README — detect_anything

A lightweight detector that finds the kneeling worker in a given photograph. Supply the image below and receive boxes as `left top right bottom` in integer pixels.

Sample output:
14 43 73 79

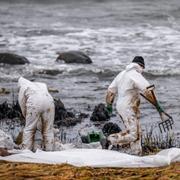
18 77 55 151
106 56 164 155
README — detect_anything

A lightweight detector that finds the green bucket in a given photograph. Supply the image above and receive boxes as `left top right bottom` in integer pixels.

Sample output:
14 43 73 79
81 131 104 144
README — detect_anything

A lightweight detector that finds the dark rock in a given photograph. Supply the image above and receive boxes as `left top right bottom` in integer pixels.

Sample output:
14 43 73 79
54 99 68 120
100 122 122 150
78 113 89 119
102 122 121 137
0 98 87 128
57 117 81 127
56 51 92 64
54 99 87 127
90 103 110 122
0 101 23 120
81 135 90 144
37 69 63 76
0 53 29 65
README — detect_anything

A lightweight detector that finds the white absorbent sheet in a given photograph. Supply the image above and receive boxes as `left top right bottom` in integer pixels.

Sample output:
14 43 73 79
0 148 180 168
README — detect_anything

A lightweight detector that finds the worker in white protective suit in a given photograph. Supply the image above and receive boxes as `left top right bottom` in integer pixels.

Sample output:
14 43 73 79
105 56 162 155
18 77 55 151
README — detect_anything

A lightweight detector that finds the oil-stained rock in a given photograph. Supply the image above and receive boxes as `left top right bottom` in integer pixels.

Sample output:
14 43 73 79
102 122 121 137
0 101 22 120
54 99 88 127
90 103 110 122
56 51 92 64
0 53 29 65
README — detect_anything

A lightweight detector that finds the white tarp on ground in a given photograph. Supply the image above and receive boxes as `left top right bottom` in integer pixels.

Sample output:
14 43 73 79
0 148 180 168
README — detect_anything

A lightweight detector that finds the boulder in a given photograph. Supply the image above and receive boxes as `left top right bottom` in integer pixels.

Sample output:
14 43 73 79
90 103 110 122
102 122 121 137
54 99 88 127
56 51 92 64
100 122 122 149
0 101 22 120
0 53 29 65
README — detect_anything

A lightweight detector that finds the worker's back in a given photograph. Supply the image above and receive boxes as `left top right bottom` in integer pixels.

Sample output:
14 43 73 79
18 77 53 111
108 63 149 111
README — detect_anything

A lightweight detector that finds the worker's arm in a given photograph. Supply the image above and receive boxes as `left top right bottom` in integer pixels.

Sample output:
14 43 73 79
106 90 116 105
106 90 116 114
132 72 164 114
18 87 27 118
141 85 164 114
106 76 118 115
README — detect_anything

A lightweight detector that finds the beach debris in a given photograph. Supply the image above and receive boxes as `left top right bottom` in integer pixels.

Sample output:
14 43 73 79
79 127 104 144
48 88 59 93
0 88 10 95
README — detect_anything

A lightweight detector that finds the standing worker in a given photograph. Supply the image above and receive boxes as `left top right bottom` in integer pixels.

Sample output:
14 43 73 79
105 56 163 155
18 77 55 151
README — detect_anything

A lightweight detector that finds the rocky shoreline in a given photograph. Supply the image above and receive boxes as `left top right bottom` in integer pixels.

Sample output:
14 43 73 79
0 92 179 155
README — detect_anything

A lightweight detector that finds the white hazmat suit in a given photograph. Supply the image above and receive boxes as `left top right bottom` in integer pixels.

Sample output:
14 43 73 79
18 77 55 151
106 63 150 155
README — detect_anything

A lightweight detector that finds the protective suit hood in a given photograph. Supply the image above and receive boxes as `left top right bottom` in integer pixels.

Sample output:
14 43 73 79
18 77 33 88
125 63 143 74
18 77 49 94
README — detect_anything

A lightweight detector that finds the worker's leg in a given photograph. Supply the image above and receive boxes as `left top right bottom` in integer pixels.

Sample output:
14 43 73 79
22 107 40 151
107 113 142 155
41 104 55 151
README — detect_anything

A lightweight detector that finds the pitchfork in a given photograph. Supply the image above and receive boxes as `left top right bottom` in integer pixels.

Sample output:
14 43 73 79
141 85 174 133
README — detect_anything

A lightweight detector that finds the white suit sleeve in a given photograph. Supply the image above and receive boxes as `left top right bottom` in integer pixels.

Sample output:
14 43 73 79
108 76 118 94
132 72 150 92
18 87 27 117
